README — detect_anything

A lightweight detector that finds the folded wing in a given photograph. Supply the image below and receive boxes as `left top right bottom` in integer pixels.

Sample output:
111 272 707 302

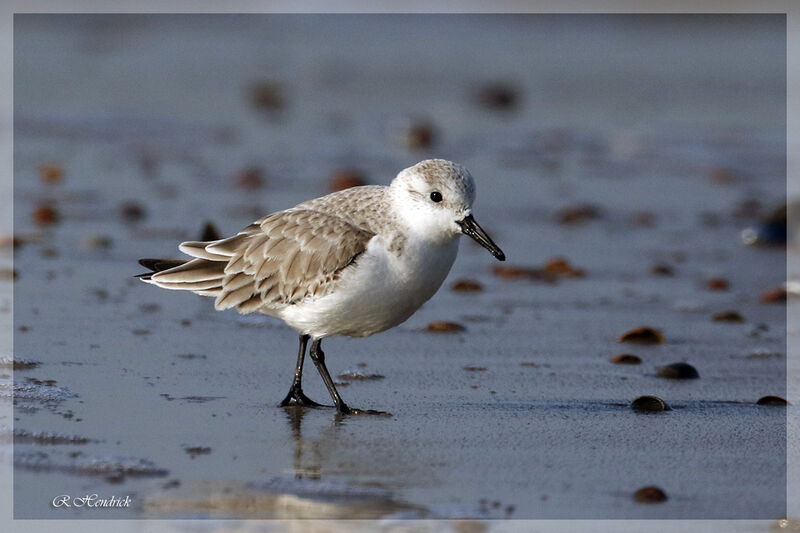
142 209 375 314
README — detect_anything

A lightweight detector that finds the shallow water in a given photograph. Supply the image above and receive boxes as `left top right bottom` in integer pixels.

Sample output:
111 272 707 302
8 14 789 522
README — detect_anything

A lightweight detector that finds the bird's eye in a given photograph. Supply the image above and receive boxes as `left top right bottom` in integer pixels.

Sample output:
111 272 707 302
430 191 443 203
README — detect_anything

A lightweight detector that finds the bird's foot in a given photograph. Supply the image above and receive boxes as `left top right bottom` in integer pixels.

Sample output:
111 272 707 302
279 387 324 408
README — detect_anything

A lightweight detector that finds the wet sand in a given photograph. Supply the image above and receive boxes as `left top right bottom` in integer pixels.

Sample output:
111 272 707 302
5 13 791 527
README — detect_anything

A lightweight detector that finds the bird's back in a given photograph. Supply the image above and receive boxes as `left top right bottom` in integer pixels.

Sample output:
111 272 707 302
294 185 393 236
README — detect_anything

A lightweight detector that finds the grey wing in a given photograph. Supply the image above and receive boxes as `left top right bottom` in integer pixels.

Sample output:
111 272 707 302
148 209 375 314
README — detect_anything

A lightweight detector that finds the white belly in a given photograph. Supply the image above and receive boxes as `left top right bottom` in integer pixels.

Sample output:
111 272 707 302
277 235 459 338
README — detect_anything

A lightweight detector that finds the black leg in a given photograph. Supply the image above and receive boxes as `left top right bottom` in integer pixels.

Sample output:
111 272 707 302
279 334 323 407
308 338 351 414
308 339 391 417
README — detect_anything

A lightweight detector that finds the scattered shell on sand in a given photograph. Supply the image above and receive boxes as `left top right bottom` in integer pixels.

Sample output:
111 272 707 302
250 81 285 112
760 287 787 304
610 354 642 365
706 278 729 291
329 169 367 192
38 162 64 184
119 201 146 222
33 205 59 226
475 82 520 111
657 362 699 379
555 203 602 225
427 321 465 333
712 310 745 323
451 279 484 292
543 257 585 277
235 167 265 190
618 327 664 345
633 486 668 503
337 370 385 381
403 122 436 150
650 264 674 276
756 396 789 406
631 396 670 412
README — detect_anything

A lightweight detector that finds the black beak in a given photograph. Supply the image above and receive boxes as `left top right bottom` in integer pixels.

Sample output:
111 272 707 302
456 214 506 261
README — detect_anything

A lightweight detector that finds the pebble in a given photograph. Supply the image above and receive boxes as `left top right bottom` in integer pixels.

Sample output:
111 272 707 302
250 81 285 112
618 327 664 345
427 321 465 333
650 264 674 276
38 163 64 184
463 366 487 372
403 122 435 149
633 486 668 503
491 265 556 283
631 396 669 412
119 201 146 222
543 257 585 277
33 205 59 226
656 362 699 379
555 203 602 225
475 82 519 110
610 354 641 365
760 287 787 304
756 395 789 406
712 310 745 323
235 167 265 190
706 278 729 291
741 204 787 246
451 279 484 292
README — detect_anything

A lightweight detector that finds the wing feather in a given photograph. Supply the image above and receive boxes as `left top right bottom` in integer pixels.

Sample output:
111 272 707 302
214 209 374 312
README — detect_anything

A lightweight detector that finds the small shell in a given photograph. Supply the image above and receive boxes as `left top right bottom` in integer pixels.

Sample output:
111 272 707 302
657 362 699 379
650 264 674 276
631 396 669 412
756 395 789 406
555 203 602 225
618 327 664 345
760 287 787 304
33 205 59 226
712 310 745 323
451 279 484 292
427 321 465 333
610 354 642 365
39 163 64 184
633 486 668 503
706 278 729 291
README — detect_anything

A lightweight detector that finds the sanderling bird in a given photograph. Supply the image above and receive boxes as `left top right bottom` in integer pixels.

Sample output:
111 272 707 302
139 159 505 414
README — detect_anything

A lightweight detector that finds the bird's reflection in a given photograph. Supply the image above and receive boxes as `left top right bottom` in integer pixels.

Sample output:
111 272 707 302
283 406 347 480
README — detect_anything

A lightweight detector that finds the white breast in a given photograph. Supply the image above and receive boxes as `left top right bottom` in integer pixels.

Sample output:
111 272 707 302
277 234 460 338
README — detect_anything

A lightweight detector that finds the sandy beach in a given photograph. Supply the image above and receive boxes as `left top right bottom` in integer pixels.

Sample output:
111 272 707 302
3 13 793 530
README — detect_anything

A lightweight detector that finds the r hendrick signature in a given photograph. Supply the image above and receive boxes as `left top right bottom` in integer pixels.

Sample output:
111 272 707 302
52 494 132 509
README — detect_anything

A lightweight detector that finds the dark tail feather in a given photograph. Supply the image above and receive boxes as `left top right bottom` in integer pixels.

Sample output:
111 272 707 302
137 258 187 280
